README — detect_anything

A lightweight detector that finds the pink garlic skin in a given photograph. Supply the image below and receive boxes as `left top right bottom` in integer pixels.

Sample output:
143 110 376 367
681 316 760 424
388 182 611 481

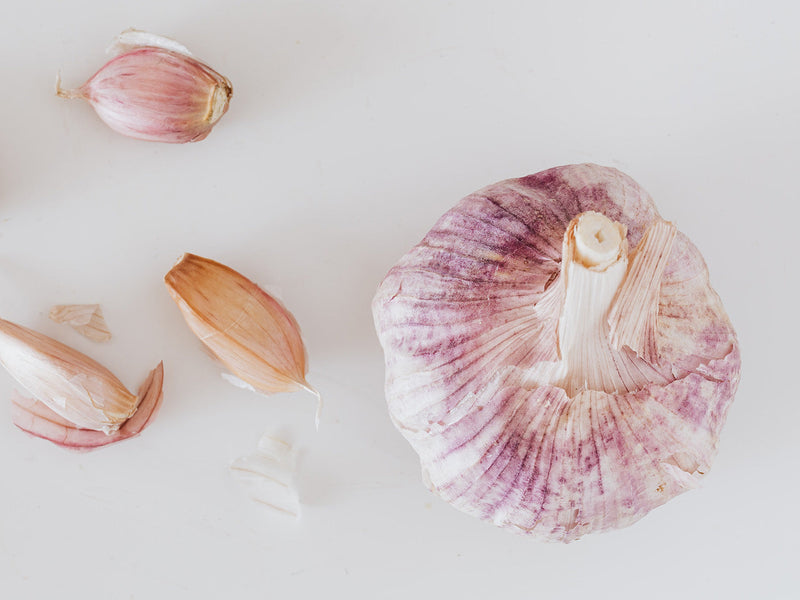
12 362 164 451
65 47 232 143
372 164 741 542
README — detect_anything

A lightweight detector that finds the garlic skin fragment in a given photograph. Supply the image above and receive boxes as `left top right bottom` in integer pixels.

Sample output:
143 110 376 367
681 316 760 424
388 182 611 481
230 434 300 517
108 29 193 58
0 318 164 449
372 164 741 542
57 29 232 143
164 254 320 423
49 304 111 343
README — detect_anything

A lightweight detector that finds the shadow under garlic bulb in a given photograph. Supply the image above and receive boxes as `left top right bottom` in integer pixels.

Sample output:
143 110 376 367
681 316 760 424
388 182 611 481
372 163 740 542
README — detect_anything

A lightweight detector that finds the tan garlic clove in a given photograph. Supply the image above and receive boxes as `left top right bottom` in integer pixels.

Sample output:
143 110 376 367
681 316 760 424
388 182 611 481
57 29 232 143
164 253 320 424
0 317 164 448
49 303 112 342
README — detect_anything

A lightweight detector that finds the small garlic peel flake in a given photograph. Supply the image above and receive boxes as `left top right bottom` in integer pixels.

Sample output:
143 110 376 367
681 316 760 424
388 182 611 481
49 304 111 343
108 28 193 57
230 434 300 517
372 164 741 542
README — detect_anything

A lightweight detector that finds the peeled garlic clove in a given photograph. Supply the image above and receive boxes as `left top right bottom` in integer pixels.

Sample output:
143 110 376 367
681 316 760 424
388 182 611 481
57 29 232 143
164 253 320 423
12 363 164 451
49 303 111 343
372 164 740 542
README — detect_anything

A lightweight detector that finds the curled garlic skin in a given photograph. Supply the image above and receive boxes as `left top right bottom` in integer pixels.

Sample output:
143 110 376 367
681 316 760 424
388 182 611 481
0 317 164 450
57 29 232 143
372 164 741 542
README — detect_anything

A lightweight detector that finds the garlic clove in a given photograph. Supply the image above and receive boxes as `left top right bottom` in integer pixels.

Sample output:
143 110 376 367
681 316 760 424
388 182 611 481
0 318 141 432
49 303 112 343
57 30 232 143
164 253 320 425
11 362 164 451
373 164 740 542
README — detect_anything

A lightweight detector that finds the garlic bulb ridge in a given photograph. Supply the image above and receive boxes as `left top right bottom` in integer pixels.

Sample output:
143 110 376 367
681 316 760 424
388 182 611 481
372 164 740 542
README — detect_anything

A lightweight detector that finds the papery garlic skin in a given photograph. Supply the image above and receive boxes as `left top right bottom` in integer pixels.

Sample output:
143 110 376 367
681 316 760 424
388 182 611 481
0 318 139 433
49 304 111 343
230 434 300 518
57 30 232 143
164 254 319 418
12 362 164 451
372 164 740 542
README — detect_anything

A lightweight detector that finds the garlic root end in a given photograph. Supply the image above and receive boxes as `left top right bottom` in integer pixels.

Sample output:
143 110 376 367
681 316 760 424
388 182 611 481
55 72 84 99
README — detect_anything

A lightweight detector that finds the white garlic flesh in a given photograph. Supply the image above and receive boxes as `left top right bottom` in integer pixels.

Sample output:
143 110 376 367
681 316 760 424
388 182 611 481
372 164 741 542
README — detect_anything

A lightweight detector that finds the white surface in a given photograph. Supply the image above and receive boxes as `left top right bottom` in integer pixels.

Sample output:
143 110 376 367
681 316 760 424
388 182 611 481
0 1 797 598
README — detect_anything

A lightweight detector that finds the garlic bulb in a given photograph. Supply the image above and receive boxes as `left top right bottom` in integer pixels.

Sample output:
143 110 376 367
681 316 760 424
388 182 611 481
372 164 740 542
57 29 232 143
0 318 164 450
164 254 320 424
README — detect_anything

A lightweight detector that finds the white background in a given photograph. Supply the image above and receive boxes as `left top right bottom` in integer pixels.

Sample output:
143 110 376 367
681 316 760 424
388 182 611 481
1 1 797 598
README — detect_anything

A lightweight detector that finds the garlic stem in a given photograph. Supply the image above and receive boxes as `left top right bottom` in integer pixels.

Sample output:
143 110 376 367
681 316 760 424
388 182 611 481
571 212 626 269
527 212 670 396
556 214 629 395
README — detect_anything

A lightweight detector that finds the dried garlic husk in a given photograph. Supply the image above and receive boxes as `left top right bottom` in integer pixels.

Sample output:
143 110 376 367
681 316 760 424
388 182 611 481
164 253 320 424
372 164 741 542
57 29 232 143
0 318 164 450
49 304 111 342
230 433 300 517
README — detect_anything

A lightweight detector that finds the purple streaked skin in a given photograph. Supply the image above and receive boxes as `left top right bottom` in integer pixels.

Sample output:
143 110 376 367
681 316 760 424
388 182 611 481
372 164 740 542
63 47 232 143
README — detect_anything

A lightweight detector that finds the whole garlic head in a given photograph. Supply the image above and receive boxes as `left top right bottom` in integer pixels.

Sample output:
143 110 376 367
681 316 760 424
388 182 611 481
372 164 740 542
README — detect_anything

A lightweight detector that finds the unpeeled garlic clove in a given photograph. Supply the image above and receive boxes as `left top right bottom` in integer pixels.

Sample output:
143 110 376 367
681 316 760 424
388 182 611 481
164 253 320 424
0 317 164 449
57 29 232 143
